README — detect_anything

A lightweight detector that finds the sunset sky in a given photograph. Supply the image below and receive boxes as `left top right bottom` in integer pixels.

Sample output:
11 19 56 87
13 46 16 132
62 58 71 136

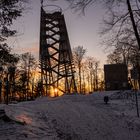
10 0 107 67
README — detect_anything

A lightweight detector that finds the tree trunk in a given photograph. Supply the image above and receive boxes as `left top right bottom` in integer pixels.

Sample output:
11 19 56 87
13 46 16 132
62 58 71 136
79 65 82 93
90 71 92 92
127 0 140 50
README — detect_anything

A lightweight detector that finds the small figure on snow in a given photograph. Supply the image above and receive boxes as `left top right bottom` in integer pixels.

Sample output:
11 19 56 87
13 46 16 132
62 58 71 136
104 96 109 104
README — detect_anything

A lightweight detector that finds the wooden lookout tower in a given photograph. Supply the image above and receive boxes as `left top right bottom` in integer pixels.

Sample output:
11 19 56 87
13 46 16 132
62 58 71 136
39 2 77 96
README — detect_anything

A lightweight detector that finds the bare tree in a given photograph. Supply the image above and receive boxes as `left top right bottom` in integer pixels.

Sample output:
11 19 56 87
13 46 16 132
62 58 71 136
61 0 140 52
50 0 140 89
86 57 95 92
85 56 100 92
81 61 86 93
65 0 140 88
94 61 100 91
107 50 123 64
20 52 37 100
106 38 139 66
73 46 86 93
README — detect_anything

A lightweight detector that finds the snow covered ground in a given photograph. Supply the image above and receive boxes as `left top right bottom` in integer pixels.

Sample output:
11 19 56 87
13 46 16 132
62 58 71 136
1 90 140 140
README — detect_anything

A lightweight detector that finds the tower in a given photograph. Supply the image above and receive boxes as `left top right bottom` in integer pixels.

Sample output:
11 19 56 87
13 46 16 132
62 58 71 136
39 5 77 96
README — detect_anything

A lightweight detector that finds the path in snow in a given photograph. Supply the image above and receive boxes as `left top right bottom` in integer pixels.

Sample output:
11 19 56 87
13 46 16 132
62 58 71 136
0 92 140 140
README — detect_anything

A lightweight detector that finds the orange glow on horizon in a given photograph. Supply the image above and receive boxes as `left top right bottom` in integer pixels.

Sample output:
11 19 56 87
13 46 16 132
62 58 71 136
49 87 64 97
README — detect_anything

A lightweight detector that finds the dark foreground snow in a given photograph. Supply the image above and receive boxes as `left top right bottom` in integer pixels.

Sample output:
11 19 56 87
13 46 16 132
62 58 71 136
0 91 140 140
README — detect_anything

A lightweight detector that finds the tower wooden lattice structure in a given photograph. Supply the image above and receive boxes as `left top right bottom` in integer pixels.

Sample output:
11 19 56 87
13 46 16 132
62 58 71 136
39 6 77 95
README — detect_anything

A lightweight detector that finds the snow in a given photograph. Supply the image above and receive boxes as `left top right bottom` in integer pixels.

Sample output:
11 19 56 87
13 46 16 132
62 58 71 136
0 90 140 140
